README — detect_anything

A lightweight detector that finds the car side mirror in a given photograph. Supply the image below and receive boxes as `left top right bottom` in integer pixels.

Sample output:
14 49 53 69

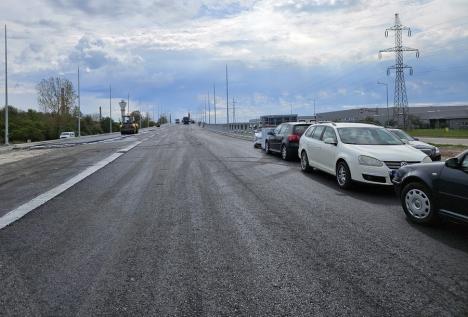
324 138 337 145
413 137 419 141
445 157 459 169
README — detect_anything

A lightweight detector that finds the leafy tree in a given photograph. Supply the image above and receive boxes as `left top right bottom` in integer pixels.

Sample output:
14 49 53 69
158 115 168 124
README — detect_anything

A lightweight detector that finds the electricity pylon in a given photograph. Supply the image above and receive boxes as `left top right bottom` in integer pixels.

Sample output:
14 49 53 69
379 13 419 128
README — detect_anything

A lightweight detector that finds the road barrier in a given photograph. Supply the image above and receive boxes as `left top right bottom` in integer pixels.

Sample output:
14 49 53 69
203 123 255 141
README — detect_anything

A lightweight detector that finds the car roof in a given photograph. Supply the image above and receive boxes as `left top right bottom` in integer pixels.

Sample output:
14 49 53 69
316 122 381 128
458 149 468 159
281 122 311 126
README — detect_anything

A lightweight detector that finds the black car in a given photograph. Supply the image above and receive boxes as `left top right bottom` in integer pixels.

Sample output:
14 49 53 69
392 150 468 224
388 129 441 161
265 122 311 160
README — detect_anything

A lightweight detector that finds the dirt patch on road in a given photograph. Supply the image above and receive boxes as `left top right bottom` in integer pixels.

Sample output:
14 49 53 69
0 149 53 166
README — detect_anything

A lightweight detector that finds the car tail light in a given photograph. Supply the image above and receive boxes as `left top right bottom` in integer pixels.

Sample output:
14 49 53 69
288 134 300 142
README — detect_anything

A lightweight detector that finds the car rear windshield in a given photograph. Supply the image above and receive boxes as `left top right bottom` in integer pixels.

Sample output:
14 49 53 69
293 125 309 135
337 127 403 145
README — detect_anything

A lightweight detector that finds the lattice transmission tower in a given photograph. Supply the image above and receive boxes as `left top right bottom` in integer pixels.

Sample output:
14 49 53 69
379 13 419 128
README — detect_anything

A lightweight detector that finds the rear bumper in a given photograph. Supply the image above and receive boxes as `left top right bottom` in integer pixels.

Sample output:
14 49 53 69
287 143 299 151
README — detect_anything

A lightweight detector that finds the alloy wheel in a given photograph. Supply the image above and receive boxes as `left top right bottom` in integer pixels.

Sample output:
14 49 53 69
337 165 347 186
281 146 287 160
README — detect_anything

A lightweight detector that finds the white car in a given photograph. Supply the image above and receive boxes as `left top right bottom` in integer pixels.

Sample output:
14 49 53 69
298 122 432 189
253 127 275 150
59 132 76 139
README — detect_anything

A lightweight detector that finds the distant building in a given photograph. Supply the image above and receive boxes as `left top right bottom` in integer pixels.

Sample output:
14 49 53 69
298 115 317 123
260 114 298 127
317 105 468 129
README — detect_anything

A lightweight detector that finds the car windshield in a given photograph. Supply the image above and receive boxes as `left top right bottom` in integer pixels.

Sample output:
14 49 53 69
293 125 309 135
337 127 403 145
390 129 414 141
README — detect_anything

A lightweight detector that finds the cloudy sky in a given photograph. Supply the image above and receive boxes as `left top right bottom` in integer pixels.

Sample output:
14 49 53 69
1 0 467 122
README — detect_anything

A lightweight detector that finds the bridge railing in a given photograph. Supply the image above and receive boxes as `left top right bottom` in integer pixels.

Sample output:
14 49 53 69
202 123 256 140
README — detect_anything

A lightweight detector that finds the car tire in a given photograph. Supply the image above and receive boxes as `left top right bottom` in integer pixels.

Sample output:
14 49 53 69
265 141 271 154
281 145 291 160
336 161 352 189
300 151 312 172
401 182 439 225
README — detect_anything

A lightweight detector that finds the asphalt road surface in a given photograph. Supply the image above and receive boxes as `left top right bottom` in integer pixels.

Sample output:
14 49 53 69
1 125 467 316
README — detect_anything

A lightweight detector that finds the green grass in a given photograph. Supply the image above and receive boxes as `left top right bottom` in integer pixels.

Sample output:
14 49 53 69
406 129 468 138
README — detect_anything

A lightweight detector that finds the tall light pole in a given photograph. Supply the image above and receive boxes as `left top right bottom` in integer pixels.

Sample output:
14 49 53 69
109 85 112 133
127 93 130 115
377 81 389 126
225 64 229 126
77 66 81 137
208 91 211 124
213 83 216 124
313 99 316 121
4 25 8 145
232 97 236 124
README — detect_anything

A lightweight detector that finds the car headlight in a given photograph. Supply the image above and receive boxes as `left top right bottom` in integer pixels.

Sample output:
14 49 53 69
422 156 432 163
358 155 383 167
434 147 440 154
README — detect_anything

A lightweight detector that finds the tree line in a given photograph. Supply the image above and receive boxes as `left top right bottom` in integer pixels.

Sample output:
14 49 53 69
0 76 157 144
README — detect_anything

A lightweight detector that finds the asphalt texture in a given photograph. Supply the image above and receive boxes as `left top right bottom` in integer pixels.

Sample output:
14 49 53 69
1 124 467 316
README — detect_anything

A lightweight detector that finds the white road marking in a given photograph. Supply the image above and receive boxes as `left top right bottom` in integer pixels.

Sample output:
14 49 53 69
0 141 142 230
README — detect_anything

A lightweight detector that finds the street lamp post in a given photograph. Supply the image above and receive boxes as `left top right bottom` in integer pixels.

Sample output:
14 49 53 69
77 66 81 137
4 25 8 145
109 85 112 133
377 82 389 126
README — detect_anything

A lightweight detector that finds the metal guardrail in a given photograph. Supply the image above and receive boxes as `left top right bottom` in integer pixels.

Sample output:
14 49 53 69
203 123 254 141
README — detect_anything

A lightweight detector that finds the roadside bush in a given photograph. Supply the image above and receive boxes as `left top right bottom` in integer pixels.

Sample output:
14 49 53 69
0 106 118 144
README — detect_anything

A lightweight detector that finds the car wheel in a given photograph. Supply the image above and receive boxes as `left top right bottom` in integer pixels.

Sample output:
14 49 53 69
301 151 311 172
281 145 290 160
336 161 352 189
401 182 439 224
265 141 271 154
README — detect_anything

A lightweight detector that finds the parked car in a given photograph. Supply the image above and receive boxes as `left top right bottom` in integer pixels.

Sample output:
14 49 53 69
265 123 311 160
175 119 180 124
59 132 75 139
253 127 275 149
392 150 468 224
388 128 441 161
298 122 432 189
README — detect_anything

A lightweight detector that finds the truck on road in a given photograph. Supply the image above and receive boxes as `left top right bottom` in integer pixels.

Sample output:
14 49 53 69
120 115 139 135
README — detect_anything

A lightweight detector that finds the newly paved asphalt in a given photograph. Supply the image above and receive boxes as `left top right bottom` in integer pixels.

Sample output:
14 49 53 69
1 124 467 316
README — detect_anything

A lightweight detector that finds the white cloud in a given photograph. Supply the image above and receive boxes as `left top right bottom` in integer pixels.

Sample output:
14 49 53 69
0 0 467 118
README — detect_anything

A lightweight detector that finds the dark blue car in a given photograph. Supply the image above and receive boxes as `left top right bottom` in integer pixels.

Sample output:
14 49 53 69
392 150 468 224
